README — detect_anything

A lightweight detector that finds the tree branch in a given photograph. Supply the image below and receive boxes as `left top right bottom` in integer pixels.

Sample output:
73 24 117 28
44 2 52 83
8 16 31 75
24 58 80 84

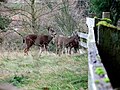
35 3 74 21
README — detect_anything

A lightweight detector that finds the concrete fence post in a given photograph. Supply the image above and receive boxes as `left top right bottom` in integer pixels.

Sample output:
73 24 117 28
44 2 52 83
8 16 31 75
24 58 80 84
102 12 110 19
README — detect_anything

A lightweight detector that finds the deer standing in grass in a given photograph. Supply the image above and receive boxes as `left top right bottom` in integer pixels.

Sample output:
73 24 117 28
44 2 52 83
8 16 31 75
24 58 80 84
23 27 56 55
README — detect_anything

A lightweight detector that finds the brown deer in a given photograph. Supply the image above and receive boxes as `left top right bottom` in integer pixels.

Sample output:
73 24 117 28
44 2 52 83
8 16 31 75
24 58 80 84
53 35 68 55
23 27 56 55
65 33 80 54
53 32 80 56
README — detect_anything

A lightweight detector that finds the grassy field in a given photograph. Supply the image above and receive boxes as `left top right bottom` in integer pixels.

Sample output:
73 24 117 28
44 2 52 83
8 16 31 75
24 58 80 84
0 51 88 90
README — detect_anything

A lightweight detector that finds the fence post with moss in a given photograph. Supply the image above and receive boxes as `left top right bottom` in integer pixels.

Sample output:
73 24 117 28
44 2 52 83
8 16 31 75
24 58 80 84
86 17 113 90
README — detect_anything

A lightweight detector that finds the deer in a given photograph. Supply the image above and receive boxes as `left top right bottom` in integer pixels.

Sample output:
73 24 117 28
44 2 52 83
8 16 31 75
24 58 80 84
23 27 56 55
53 31 80 56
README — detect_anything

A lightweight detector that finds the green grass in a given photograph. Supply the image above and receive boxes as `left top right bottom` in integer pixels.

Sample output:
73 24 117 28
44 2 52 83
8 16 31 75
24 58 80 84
0 51 88 90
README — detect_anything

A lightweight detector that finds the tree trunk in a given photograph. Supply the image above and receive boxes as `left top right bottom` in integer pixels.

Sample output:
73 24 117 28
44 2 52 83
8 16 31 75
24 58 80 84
31 0 37 34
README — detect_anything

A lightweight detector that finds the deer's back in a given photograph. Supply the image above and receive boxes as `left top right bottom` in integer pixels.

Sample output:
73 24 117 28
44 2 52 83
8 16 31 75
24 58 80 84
24 34 37 43
35 35 53 46
55 35 68 46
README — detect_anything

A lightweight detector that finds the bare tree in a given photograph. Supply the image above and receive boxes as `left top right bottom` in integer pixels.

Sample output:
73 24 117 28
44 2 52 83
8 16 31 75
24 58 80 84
72 0 89 32
45 0 89 35
44 0 77 35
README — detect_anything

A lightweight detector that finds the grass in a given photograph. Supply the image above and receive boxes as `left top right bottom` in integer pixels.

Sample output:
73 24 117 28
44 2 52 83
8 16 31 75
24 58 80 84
0 51 88 90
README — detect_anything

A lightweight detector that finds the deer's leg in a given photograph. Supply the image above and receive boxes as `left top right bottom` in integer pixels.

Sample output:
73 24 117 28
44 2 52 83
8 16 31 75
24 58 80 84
56 47 58 54
69 47 72 55
78 47 81 54
24 42 28 55
59 48 61 56
38 45 44 56
65 46 69 54
62 46 65 54
24 45 32 55
74 47 78 53
38 47 42 56
64 47 67 54
56 44 59 54
45 45 49 55
58 45 61 56
56 46 58 54
61 45 63 55
24 48 28 55
66 47 69 54
24 45 29 55
61 43 64 55
45 45 47 51
24 41 33 55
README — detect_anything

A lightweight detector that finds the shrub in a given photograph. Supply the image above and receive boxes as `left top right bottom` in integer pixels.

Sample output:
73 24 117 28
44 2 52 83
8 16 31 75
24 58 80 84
0 15 11 31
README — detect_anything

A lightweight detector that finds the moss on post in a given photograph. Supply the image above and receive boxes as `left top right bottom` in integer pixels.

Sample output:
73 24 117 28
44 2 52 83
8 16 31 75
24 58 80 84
97 26 120 88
